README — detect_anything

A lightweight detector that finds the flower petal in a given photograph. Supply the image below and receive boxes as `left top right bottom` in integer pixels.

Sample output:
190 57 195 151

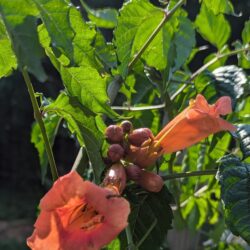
214 96 233 115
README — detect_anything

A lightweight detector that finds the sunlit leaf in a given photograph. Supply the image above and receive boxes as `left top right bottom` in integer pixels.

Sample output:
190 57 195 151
81 1 118 28
31 113 61 182
203 0 235 15
217 155 250 244
0 17 17 78
195 3 231 49
0 0 46 81
44 92 105 183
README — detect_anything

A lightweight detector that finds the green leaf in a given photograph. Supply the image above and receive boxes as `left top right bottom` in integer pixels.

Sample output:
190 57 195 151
60 66 118 117
195 3 231 49
114 0 166 76
32 0 74 64
44 92 105 183
211 65 248 107
242 20 250 44
217 155 250 244
0 17 17 78
0 0 46 81
81 1 118 28
106 238 120 250
235 124 250 160
120 184 173 250
203 0 235 15
94 31 117 69
172 16 195 71
31 113 61 182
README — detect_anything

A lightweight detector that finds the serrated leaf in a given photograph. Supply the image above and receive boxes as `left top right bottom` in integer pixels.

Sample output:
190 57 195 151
81 1 118 29
0 0 46 81
32 0 74 64
236 124 250 160
195 3 231 49
38 22 117 118
120 184 173 250
172 16 195 71
217 155 250 244
94 31 117 69
211 65 248 107
114 0 171 76
203 0 234 15
0 17 17 78
44 92 105 183
60 66 118 117
31 113 61 182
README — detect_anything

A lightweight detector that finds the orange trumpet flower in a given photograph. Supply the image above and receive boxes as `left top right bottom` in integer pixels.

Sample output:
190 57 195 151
27 171 130 250
155 94 236 153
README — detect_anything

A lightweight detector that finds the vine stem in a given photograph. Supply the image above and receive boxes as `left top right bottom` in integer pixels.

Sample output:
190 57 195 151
163 169 217 180
126 224 136 250
171 45 250 100
22 67 59 182
128 0 186 70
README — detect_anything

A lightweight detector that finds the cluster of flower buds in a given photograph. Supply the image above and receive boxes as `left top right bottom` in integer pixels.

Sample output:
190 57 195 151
102 121 164 194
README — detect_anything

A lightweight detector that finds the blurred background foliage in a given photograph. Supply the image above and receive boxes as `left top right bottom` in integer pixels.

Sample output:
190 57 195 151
0 0 250 249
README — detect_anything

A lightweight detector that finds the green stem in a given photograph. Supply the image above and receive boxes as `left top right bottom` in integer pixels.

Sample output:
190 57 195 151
22 68 59 181
126 224 136 250
171 45 250 100
163 169 217 180
128 0 186 70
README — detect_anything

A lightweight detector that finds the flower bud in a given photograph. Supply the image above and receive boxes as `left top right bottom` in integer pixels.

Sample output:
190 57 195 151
121 120 133 134
107 144 125 162
105 125 124 143
126 145 159 168
103 163 127 194
136 170 164 192
128 128 154 147
125 164 142 181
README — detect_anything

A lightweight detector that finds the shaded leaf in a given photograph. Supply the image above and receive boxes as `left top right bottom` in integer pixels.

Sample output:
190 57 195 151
120 184 173 250
235 124 250 160
44 92 105 183
31 113 61 182
195 3 230 49
0 0 46 81
0 17 17 78
217 155 250 244
81 1 118 28
172 16 195 71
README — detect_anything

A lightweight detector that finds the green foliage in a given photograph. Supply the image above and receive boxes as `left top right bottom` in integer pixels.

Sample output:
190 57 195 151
1 0 250 248
217 155 250 244
44 92 105 183
195 2 231 49
0 0 46 81
120 185 173 250
236 124 250 160
81 1 118 28
0 17 17 78
31 113 61 181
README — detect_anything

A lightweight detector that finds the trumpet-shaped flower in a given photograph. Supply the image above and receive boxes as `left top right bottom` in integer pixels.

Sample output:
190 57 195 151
155 94 236 153
27 171 130 250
